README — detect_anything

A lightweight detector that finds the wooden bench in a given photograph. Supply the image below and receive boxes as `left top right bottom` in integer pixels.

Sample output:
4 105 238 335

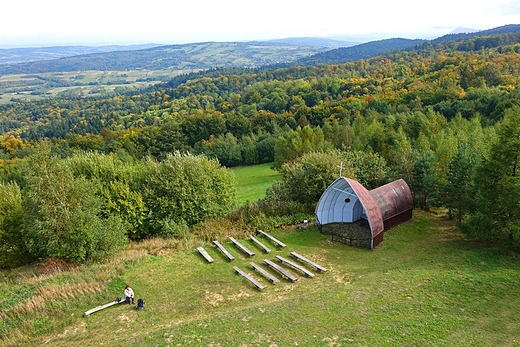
263 259 298 282
256 229 287 248
250 262 280 284
249 234 271 253
233 266 266 290
213 240 235 261
84 297 126 317
276 255 315 278
229 236 255 257
290 251 327 272
196 246 214 263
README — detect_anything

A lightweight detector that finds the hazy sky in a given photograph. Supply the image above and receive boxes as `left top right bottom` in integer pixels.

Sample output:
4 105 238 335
1 0 520 47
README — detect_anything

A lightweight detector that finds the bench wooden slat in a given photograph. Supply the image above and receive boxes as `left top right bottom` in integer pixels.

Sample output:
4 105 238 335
276 255 315 278
290 251 327 272
250 262 280 284
229 236 255 256
233 266 266 290
213 240 235 261
249 234 271 253
196 246 214 263
256 229 287 248
263 259 298 282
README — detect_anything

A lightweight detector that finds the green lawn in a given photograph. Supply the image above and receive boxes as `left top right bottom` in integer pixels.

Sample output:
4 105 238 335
4 210 519 346
232 163 282 204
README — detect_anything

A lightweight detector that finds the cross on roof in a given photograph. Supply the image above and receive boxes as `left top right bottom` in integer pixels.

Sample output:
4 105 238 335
337 161 345 177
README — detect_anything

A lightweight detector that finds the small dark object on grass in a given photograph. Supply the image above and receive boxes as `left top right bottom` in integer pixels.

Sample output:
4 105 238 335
296 220 309 230
136 298 145 310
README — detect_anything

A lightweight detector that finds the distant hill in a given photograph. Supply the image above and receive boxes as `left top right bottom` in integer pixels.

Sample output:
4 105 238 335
294 38 425 66
0 41 328 74
2 25 520 75
0 44 162 65
413 24 520 51
449 27 478 34
291 24 520 67
430 24 520 44
265 37 359 48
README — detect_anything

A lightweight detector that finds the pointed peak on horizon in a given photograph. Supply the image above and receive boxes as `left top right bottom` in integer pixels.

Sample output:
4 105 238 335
449 27 478 34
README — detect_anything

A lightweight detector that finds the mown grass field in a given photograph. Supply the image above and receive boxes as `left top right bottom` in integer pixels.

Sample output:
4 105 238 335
232 163 281 205
2 210 519 347
0 69 193 103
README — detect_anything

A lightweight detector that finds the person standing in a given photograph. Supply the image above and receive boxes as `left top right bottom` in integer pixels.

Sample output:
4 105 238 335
124 285 135 304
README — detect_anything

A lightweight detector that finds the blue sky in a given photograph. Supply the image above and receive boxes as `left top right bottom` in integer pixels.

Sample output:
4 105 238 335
1 0 520 47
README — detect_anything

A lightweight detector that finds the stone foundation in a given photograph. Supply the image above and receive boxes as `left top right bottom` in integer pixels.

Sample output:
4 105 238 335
320 220 372 249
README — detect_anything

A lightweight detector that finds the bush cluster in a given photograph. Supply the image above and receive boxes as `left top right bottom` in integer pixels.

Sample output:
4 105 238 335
0 146 236 267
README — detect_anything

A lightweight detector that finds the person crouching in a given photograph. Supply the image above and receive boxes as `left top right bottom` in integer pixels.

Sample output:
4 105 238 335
124 285 135 304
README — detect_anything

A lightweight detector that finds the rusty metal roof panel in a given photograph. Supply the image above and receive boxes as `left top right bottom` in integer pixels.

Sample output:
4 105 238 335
345 178 384 242
369 179 413 229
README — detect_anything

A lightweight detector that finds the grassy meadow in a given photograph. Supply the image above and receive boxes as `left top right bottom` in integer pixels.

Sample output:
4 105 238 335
232 163 281 205
1 164 519 346
1 211 519 346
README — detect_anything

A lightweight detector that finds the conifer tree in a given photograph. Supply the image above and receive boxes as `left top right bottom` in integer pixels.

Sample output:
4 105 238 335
461 107 520 249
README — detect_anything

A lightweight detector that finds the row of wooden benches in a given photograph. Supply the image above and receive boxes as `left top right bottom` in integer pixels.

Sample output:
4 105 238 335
197 230 286 263
196 230 327 290
234 254 328 290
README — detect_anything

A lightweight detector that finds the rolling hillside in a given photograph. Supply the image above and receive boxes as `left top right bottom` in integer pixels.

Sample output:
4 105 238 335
286 24 520 67
294 38 424 66
3 24 518 76
0 41 329 74
0 44 162 65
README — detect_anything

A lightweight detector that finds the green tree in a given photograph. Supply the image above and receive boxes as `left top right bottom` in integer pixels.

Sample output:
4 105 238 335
65 152 149 239
273 125 332 170
195 133 243 167
102 180 148 240
322 118 354 149
343 150 388 189
279 149 355 205
411 150 437 208
142 152 236 231
181 111 227 146
386 127 415 182
22 147 127 262
0 182 28 267
256 133 277 164
461 107 520 249
240 134 259 165
444 143 477 221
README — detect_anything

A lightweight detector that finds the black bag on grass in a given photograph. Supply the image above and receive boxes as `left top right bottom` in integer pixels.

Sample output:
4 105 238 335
136 298 145 310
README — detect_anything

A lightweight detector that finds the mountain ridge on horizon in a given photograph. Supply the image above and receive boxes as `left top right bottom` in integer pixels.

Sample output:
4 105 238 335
0 24 519 74
449 27 478 34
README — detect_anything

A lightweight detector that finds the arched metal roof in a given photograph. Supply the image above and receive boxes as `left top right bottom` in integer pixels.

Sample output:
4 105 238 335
369 178 413 225
346 178 384 239
315 177 412 249
315 177 384 242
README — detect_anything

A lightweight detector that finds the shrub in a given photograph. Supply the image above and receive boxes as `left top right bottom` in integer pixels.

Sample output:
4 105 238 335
142 152 236 231
22 148 127 262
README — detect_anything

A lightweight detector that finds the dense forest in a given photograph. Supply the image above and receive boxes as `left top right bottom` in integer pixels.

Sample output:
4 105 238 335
1 28 520 268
